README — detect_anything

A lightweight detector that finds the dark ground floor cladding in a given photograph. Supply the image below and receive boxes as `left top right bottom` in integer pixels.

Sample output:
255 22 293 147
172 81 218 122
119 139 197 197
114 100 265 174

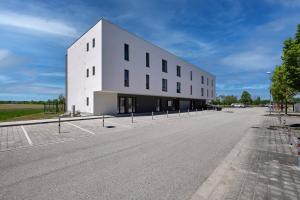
118 93 207 114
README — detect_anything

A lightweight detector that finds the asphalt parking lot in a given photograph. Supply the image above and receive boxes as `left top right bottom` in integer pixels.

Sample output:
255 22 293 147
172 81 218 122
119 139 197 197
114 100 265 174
0 108 266 200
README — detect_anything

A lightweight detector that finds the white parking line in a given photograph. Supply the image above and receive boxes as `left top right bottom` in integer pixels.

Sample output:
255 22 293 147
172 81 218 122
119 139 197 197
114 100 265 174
21 126 33 146
66 122 95 135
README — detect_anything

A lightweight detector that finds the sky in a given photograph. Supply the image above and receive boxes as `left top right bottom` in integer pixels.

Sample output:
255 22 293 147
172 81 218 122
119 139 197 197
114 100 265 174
0 0 300 101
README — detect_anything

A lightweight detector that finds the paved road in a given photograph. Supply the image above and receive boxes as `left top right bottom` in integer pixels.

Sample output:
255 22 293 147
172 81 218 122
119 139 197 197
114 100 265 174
0 108 265 200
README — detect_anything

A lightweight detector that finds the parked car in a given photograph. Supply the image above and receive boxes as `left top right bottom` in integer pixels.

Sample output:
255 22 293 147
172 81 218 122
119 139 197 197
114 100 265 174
230 103 245 108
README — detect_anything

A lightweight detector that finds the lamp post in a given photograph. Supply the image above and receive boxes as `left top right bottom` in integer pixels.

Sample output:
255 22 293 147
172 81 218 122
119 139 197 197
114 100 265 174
266 71 272 115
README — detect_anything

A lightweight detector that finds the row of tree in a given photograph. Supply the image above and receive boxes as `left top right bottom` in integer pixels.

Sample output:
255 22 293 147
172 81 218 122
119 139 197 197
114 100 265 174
211 91 269 106
0 94 66 105
271 24 300 114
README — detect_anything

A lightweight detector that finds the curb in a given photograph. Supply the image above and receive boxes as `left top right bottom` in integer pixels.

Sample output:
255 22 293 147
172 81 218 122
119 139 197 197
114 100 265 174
190 128 252 200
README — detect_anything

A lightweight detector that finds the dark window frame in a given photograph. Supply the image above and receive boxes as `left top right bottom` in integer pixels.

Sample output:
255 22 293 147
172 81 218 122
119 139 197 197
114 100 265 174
86 97 89 106
86 42 89 52
146 52 150 67
162 78 168 92
190 71 193 80
92 66 95 75
201 88 204 96
146 74 150 89
92 38 95 48
176 65 181 77
190 85 193 95
162 59 168 73
124 69 129 87
201 76 204 84
86 68 89 78
176 82 181 93
124 43 129 61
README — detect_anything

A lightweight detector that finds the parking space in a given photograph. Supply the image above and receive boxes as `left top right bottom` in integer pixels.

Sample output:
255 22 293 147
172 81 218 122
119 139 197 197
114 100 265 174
0 110 219 151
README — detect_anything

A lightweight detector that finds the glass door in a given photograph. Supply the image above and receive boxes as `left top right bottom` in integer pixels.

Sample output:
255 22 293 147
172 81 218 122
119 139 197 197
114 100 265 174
119 97 126 113
156 99 161 112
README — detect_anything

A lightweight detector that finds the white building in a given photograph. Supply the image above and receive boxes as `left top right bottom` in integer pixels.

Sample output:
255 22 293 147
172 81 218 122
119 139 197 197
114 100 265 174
66 19 216 115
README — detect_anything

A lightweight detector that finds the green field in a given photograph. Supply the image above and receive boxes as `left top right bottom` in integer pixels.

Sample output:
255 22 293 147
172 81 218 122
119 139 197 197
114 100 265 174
0 104 63 122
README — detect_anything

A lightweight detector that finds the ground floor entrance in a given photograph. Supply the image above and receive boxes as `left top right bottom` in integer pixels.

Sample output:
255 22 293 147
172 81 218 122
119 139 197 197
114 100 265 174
118 94 206 114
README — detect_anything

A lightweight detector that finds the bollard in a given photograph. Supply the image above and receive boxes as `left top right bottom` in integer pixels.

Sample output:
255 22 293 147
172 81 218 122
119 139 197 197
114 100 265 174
179 109 180 117
58 116 61 134
297 137 300 167
288 127 292 145
188 109 189 115
152 111 153 120
167 110 168 118
102 114 104 127
131 112 133 123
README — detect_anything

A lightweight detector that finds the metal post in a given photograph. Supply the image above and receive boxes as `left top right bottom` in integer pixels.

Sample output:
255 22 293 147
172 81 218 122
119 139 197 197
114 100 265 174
188 109 189 115
102 114 104 127
297 137 300 167
196 108 197 114
131 112 133 123
152 111 153 120
58 116 61 134
167 110 168 118
288 127 292 145
179 109 180 117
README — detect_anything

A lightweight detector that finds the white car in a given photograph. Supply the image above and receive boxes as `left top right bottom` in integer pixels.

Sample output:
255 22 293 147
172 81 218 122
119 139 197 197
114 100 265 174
231 103 245 108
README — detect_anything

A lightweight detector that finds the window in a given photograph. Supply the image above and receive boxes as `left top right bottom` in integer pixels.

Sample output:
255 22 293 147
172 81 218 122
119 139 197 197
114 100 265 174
92 66 95 75
207 89 209 97
167 100 172 107
207 77 209 86
162 59 168 73
124 70 129 87
176 82 181 93
190 71 193 80
201 76 204 84
190 85 193 95
176 65 181 77
146 52 150 67
92 38 95 48
201 88 204 96
162 78 168 92
86 68 89 77
146 74 150 89
124 43 129 61
211 90 214 97
86 97 89 106
86 43 89 52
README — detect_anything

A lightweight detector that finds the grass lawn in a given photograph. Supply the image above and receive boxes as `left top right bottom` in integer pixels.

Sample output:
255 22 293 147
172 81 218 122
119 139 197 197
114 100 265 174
0 104 63 122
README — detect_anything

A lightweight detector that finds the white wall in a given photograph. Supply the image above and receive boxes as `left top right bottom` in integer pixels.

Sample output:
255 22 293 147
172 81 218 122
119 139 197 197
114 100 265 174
67 19 216 114
101 19 216 100
67 21 102 113
93 92 118 115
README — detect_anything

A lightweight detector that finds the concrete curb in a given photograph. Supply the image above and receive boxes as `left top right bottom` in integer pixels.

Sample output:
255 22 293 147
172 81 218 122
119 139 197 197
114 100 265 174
190 128 252 200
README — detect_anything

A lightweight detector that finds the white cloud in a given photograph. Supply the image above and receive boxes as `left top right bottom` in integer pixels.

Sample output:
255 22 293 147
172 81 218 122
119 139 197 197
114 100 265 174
0 75 16 84
40 72 64 77
220 48 280 71
0 49 10 61
0 11 77 37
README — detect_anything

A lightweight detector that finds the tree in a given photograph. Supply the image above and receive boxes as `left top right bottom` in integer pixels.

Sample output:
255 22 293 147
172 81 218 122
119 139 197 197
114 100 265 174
282 24 300 91
240 91 252 105
223 95 238 105
271 65 296 114
253 97 261 105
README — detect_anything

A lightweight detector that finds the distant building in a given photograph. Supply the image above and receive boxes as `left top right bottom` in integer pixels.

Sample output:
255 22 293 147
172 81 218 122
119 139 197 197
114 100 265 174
66 19 216 115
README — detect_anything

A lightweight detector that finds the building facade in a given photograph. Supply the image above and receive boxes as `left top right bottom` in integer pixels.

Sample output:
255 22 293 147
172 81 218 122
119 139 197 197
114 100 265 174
66 19 216 115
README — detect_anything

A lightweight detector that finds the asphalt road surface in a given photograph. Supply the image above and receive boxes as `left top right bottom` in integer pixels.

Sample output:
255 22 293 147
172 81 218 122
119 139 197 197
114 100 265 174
0 108 265 200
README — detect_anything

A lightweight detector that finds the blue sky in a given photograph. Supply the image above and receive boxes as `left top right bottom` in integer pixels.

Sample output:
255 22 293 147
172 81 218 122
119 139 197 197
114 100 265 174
0 0 300 101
